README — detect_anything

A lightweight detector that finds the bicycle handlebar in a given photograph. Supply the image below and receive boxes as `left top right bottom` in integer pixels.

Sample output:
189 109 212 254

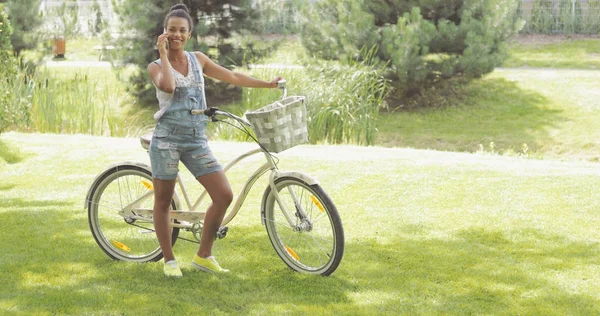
190 79 288 126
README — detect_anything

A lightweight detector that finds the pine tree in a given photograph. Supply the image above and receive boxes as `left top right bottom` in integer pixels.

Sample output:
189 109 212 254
301 0 524 104
0 3 18 133
3 0 42 56
90 0 106 35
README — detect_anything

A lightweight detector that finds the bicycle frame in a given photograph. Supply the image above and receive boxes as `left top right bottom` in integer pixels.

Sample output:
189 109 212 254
112 140 318 233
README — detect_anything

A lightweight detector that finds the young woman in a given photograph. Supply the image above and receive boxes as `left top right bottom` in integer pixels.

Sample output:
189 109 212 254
147 3 281 278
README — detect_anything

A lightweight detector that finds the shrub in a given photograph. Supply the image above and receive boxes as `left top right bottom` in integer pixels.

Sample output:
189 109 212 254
557 0 582 34
530 0 555 34
300 0 524 107
0 3 23 133
4 0 43 57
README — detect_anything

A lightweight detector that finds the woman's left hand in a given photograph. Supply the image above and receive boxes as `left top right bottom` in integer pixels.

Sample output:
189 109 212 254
269 76 283 88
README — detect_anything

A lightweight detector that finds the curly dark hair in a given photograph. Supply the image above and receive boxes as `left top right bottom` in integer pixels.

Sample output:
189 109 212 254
163 3 194 31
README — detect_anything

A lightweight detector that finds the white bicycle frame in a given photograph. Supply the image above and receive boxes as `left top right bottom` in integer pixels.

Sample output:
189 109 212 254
115 105 318 233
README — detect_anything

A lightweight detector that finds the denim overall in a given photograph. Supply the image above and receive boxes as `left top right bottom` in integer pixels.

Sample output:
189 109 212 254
148 51 222 180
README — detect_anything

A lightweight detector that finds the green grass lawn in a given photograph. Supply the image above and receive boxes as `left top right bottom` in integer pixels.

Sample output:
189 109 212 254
503 36 600 69
1 133 599 314
376 36 600 162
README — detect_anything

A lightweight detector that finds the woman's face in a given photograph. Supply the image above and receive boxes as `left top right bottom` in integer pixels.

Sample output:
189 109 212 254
165 17 191 50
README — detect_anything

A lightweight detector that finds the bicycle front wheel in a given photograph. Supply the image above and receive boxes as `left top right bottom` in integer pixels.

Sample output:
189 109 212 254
87 165 179 262
262 177 344 275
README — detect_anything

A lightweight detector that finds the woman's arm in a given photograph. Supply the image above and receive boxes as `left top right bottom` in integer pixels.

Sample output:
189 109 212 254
147 34 176 93
194 52 281 88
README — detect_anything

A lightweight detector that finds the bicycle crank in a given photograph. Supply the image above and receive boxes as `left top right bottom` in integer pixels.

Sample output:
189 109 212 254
216 226 228 239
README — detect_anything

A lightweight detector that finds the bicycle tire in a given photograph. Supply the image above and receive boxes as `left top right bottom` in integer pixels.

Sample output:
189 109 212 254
262 176 344 275
87 164 179 262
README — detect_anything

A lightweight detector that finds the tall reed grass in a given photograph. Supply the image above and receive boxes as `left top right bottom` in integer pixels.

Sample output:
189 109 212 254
208 59 388 146
6 68 150 137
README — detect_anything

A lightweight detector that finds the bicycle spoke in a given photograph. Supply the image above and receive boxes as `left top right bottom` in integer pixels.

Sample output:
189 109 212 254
263 217 296 229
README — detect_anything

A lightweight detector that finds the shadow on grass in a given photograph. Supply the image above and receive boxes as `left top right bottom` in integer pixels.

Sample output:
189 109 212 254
0 183 16 191
0 198 73 208
1 208 599 314
377 78 564 155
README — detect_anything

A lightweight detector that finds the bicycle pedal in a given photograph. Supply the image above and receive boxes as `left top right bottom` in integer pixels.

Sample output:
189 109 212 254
216 226 228 239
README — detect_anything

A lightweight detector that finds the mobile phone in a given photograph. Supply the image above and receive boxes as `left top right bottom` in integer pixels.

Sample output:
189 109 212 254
162 28 168 49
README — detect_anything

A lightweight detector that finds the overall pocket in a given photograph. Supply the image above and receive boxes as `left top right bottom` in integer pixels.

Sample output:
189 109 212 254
152 123 172 139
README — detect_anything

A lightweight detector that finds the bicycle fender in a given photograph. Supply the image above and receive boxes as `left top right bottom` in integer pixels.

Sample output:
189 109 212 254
273 171 319 185
84 162 182 210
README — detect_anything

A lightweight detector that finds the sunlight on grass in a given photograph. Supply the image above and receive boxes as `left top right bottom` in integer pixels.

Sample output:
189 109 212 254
376 68 600 161
20 263 99 289
504 38 600 69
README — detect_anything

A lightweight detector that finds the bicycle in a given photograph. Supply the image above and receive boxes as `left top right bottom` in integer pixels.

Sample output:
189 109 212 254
85 81 345 275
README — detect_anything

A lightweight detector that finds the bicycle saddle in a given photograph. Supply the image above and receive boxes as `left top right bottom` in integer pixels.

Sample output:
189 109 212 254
140 132 152 150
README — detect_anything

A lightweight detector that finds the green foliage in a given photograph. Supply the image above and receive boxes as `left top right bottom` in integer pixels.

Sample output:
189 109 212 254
300 0 524 106
0 3 13 53
0 3 21 134
529 0 555 34
3 0 42 57
4 66 148 136
90 0 107 35
301 1 378 61
557 0 582 34
0 138 24 163
305 62 388 145
526 0 595 34
582 0 600 34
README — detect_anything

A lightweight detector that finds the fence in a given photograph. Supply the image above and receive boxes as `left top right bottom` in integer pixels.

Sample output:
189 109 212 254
519 0 600 34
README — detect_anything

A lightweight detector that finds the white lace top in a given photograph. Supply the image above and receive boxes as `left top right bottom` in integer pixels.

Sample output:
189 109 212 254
153 52 204 120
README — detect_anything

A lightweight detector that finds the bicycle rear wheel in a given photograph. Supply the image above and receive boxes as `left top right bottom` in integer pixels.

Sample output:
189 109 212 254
87 165 179 262
262 177 344 275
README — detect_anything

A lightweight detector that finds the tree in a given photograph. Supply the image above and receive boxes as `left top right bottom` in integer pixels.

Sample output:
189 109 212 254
0 3 20 133
111 0 261 107
3 0 42 57
300 0 524 105
90 0 107 35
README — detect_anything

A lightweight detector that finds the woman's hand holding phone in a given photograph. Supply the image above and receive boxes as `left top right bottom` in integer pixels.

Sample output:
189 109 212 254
156 31 169 55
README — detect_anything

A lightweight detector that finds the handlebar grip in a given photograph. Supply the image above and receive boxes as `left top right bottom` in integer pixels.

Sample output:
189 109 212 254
190 108 218 116
204 107 218 116
277 79 286 90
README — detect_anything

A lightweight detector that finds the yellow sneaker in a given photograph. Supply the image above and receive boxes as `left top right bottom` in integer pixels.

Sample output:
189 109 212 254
164 260 183 278
192 255 229 273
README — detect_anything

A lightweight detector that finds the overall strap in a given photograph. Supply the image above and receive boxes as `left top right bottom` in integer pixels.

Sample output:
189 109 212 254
187 51 202 84
187 51 207 110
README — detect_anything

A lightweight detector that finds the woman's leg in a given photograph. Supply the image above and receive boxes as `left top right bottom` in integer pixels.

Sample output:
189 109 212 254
152 178 177 262
195 170 233 258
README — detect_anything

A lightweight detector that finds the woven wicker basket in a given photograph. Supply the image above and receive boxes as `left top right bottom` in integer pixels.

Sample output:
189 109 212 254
245 96 308 153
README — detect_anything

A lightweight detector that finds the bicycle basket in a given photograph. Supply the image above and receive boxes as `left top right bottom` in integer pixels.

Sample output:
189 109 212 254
245 96 308 153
